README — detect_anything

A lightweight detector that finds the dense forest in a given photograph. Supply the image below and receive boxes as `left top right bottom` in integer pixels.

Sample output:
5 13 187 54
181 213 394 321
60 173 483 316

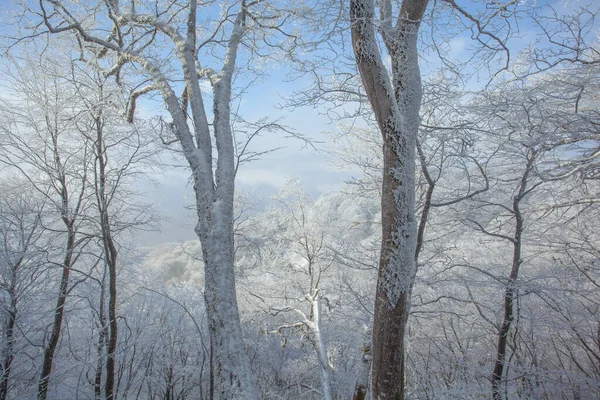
0 0 599 399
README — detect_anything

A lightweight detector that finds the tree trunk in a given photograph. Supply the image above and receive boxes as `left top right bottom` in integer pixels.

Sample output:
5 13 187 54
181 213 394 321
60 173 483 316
94 278 107 400
196 119 255 398
312 291 333 400
38 229 75 400
105 244 118 400
201 221 256 399
0 276 18 400
491 156 533 400
370 135 413 400
93 110 119 400
350 0 427 398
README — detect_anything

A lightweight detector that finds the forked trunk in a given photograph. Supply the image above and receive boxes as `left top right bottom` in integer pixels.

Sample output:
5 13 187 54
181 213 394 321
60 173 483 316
350 0 427 398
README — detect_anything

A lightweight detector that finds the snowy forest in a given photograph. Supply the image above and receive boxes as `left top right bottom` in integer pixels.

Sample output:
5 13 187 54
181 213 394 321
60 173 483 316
0 0 599 399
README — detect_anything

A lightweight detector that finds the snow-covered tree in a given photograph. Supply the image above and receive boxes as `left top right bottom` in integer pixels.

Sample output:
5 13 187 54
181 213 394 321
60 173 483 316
32 0 306 396
349 0 428 397
0 180 46 400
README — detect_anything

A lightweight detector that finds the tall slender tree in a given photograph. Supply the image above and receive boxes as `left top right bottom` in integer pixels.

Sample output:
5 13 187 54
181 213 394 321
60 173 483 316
72 65 154 400
0 181 45 400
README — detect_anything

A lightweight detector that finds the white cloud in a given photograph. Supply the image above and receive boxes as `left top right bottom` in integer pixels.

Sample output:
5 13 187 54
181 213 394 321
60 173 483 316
236 167 288 189
448 36 468 58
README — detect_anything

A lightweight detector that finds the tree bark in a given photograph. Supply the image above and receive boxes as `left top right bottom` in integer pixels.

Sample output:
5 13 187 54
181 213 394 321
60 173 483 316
350 0 428 398
38 228 75 400
94 277 107 400
0 267 19 400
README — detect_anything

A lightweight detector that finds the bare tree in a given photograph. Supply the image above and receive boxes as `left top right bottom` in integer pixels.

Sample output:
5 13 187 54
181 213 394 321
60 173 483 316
464 37 600 397
266 184 335 400
0 54 99 399
0 180 45 400
32 0 302 397
70 63 155 400
346 0 528 395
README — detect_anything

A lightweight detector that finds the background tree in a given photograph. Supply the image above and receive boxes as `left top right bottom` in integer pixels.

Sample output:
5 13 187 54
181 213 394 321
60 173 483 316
473 55 600 400
264 182 337 400
0 179 46 400
71 63 155 400
0 55 95 399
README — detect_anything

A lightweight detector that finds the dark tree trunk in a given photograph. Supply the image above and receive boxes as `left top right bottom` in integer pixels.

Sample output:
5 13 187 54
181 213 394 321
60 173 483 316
95 275 107 399
38 119 85 400
104 232 118 400
370 135 414 400
0 275 19 400
38 229 75 400
92 111 119 400
491 156 534 400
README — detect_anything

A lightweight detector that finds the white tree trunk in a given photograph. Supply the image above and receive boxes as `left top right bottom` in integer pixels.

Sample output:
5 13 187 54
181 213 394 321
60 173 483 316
312 291 333 400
